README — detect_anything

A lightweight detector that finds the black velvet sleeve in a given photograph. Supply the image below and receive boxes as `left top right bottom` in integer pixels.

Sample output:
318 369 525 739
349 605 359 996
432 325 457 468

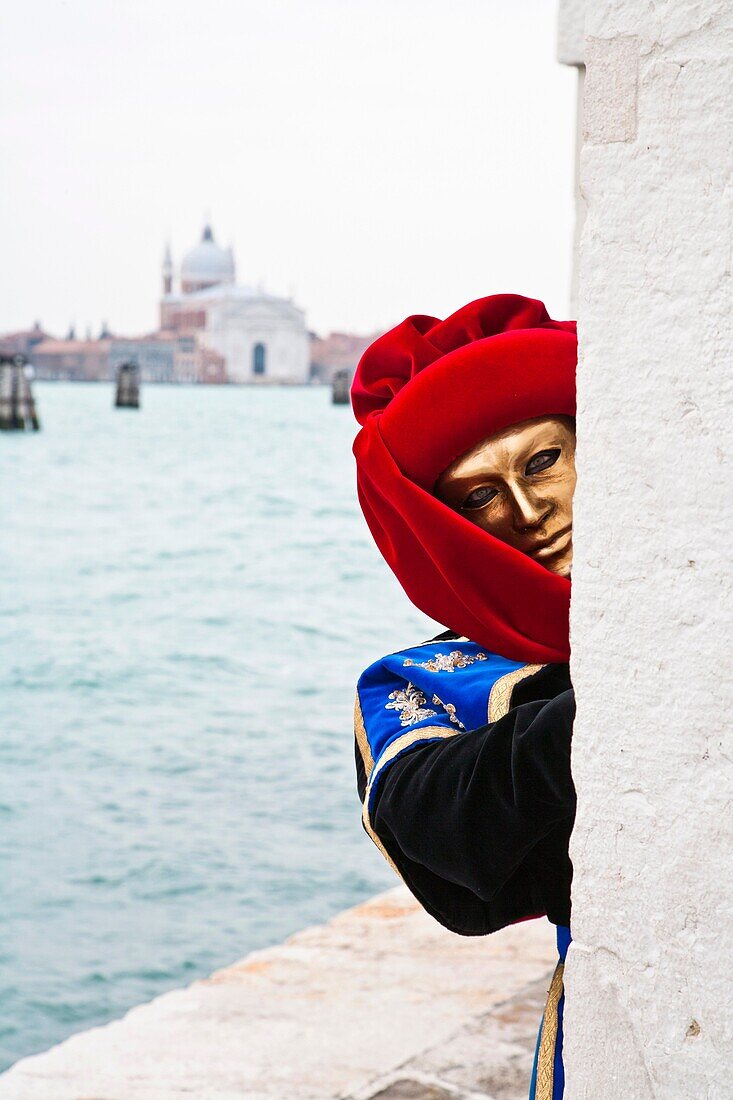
368 664 576 936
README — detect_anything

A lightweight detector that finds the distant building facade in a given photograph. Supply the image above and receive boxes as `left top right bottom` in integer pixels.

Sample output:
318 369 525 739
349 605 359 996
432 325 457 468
309 330 382 384
29 332 219 384
32 338 112 381
0 323 52 359
160 225 310 383
109 334 205 384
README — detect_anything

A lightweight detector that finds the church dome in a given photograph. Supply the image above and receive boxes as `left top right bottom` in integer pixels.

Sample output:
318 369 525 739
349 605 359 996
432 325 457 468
180 225 235 292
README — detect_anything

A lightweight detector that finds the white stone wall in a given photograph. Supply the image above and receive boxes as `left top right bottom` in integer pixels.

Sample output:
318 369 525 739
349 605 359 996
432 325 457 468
563 2 733 1097
556 0 586 66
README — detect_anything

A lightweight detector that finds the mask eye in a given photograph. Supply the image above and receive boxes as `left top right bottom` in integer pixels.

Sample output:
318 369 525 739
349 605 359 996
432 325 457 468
525 448 560 476
462 486 499 511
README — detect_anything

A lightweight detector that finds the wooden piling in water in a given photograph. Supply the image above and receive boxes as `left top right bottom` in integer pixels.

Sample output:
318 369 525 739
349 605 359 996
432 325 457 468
115 361 140 408
0 355 40 431
331 368 352 405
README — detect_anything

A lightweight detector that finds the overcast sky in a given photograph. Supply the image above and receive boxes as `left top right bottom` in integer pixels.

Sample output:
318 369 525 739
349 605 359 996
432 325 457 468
1 0 577 338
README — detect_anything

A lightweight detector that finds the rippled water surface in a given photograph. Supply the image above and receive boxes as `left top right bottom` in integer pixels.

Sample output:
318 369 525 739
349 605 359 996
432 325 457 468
0 383 434 1071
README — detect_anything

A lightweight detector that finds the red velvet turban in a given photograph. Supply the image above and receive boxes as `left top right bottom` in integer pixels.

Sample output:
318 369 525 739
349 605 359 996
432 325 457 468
352 294 576 664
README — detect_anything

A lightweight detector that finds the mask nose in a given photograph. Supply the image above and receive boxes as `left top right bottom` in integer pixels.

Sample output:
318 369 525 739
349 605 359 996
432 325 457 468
509 483 552 531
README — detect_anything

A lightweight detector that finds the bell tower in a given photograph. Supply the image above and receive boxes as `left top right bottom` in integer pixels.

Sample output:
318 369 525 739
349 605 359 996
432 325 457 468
162 244 173 296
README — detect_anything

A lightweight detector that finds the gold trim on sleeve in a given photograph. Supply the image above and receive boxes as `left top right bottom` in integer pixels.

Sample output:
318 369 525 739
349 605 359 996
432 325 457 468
354 693 376 780
487 664 544 723
361 724 461 877
534 959 565 1100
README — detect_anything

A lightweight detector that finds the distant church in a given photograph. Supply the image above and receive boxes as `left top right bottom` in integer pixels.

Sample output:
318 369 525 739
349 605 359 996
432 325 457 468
160 224 310 383
5 222 379 386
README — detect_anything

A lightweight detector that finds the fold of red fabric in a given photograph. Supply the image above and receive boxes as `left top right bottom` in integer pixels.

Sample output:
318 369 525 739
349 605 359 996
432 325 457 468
351 294 577 663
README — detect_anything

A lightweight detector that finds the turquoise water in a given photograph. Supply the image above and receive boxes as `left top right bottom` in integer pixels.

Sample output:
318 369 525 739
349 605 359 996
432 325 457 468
0 383 433 1071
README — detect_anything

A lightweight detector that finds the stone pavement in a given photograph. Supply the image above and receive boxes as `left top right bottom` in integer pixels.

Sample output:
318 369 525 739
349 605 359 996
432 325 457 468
347 975 551 1100
0 887 555 1099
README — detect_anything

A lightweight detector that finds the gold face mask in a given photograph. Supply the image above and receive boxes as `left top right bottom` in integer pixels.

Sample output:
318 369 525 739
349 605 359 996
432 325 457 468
434 415 576 578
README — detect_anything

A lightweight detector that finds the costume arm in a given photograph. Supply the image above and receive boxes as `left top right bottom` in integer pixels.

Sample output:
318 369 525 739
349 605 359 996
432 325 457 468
368 688 575 936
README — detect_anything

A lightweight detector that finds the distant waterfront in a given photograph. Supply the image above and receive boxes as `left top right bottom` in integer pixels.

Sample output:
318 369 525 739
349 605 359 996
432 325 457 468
22 375 327 386
0 383 433 1070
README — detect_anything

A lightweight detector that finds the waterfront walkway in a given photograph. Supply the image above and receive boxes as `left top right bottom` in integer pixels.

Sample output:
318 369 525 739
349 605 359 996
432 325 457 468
0 887 555 1099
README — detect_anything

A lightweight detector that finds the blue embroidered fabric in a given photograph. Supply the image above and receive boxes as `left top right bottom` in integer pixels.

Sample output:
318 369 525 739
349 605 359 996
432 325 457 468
357 639 524 814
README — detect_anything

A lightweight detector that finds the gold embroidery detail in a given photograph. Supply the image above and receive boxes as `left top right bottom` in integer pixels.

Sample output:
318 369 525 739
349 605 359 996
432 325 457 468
354 693 375 779
403 649 487 673
385 683 437 727
361 725 462 878
487 664 544 722
431 694 465 729
534 960 565 1100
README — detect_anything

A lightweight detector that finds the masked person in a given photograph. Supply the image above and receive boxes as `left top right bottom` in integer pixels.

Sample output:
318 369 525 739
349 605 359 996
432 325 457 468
351 295 576 1100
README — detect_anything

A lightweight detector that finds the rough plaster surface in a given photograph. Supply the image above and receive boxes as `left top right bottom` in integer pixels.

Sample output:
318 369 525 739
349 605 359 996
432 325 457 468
564 2 733 1097
557 0 586 66
583 37 638 144
0 887 555 1099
